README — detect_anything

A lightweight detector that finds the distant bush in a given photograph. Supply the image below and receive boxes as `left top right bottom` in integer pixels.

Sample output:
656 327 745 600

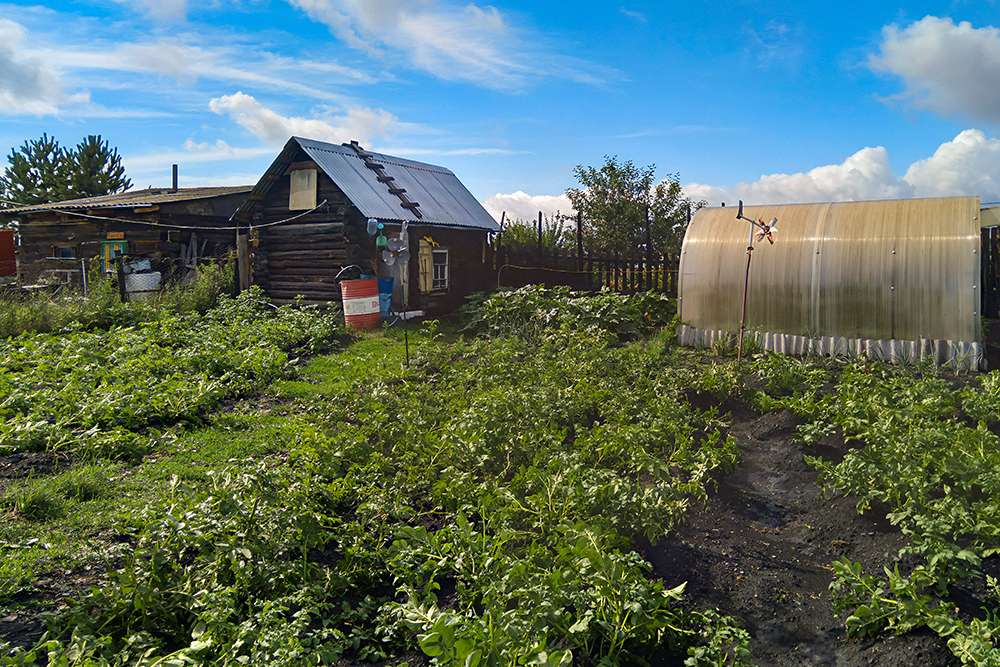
458 284 676 341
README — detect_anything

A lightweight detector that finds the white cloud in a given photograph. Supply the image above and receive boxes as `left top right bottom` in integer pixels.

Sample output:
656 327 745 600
869 16 1000 122
685 146 913 205
209 91 397 145
904 129 1000 200
744 20 804 68
482 191 574 223
285 0 605 89
125 141 275 170
0 19 85 115
620 7 646 23
112 0 187 21
683 129 1000 205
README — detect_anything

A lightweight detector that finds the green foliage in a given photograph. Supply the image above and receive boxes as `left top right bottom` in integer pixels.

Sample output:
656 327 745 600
0 256 237 338
1 292 754 666
64 135 132 200
0 287 343 460
565 155 703 255
0 133 67 207
458 284 676 341
804 362 1000 663
1 133 131 208
499 212 575 255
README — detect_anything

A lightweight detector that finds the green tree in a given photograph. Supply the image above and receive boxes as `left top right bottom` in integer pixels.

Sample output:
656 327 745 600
566 156 703 256
1 133 131 208
500 212 574 255
0 133 69 207
66 135 132 199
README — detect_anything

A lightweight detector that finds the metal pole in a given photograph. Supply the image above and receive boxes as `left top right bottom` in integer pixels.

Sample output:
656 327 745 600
738 224 754 362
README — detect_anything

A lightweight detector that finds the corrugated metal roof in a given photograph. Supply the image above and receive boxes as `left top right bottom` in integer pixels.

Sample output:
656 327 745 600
679 196 982 345
295 138 499 231
0 186 253 216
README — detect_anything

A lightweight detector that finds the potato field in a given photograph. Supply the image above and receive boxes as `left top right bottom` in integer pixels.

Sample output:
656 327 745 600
2 285 1000 667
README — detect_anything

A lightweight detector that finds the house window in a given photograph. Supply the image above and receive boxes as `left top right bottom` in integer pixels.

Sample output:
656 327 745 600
53 245 77 259
432 249 449 290
289 169 317 210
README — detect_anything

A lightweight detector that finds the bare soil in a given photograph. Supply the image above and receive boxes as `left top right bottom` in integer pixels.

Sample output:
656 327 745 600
646 403 965 666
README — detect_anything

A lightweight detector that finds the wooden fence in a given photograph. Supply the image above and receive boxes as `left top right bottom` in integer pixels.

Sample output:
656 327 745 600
494 212 680 296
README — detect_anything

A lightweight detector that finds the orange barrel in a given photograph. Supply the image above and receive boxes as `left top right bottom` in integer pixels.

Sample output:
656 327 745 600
340 278 381 330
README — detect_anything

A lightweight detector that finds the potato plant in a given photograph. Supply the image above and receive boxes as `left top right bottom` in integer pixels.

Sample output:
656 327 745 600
804 362 1000 664
0 289 755 666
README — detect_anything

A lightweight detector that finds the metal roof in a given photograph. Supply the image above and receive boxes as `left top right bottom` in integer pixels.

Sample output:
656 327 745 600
0 186 253 216
286 138 498 231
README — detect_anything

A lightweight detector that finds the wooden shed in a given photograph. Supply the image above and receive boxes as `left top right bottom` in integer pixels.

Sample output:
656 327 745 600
678 196 1000 369
1 186 252 285
232 137 500 311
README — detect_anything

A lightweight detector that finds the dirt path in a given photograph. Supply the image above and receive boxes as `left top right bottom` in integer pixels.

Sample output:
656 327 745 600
647 407 961 666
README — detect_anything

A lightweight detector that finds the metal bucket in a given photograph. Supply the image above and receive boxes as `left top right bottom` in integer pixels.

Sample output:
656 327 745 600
340 278 380 330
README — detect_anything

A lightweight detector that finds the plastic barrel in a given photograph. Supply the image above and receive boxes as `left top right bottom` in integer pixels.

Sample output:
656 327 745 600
341 278 381 330
377 278 394 317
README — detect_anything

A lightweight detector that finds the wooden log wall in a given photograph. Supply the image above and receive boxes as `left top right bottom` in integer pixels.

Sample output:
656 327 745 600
16 210 238 284
250 165 360 305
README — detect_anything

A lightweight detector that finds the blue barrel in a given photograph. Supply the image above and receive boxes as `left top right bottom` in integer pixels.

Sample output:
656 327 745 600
377 278 394 317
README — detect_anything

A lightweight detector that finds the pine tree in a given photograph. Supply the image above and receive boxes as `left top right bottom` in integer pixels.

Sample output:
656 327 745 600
66 135 132 199
0 134 69 206
0 134 132 208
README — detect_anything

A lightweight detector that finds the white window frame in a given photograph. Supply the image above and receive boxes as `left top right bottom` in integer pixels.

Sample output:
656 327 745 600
431 249 449 291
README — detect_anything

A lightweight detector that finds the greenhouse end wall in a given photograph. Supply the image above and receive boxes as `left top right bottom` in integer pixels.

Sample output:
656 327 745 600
677 196 983 368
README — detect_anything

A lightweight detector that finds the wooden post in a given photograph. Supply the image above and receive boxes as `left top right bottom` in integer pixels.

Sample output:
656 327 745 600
576 212 583 272
115 253 128 303
645 205 651 292
537 211 543 264
236 232 250 292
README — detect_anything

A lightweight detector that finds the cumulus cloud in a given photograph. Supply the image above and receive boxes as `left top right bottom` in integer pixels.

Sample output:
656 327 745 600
683 129 1000 205
684 146 913 205
209 91 397 145
869 16 1000 122
285 0 605 89
904 129 1000 199
482 191 574 223
0 19 85 115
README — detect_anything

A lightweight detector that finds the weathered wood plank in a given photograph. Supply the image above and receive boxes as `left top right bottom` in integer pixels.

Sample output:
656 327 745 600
265 222 346 236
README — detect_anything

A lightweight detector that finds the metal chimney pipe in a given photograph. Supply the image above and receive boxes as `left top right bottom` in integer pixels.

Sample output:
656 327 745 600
172 164 178 190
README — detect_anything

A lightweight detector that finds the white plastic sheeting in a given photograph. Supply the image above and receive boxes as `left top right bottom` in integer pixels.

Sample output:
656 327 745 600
677 324 983 371
678 196 983 368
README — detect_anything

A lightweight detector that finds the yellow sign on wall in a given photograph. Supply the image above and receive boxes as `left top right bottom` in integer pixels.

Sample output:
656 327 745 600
107 232 125 240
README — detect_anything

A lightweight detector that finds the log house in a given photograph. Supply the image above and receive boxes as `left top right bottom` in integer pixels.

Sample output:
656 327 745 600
1 187 252 285
233 137 500 311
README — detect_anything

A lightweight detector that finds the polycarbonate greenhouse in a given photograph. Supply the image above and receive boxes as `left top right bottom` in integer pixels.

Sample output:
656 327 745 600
678 196 1000 369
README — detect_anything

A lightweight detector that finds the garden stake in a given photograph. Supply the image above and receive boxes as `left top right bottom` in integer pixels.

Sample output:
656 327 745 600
735 200 777 362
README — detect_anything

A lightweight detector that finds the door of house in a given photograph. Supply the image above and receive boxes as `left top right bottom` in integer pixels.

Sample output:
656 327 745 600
101 241 128 272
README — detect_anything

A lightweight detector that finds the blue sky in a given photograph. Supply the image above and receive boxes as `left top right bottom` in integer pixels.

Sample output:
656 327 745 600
1 0 999 221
